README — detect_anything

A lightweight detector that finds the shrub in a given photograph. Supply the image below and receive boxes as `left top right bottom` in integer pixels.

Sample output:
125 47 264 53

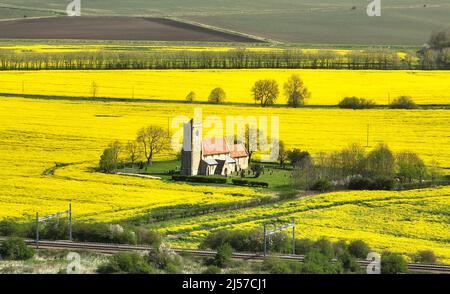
381 252 408 274
262 256 302 274
311 179 332 192
414 250 437 264
0 237 34 260
231 179 269 188
389 96 418 109
215 243 233 268
348 240 371 259
302 250 343 274
313 237 335 259
172 175 227 184
333 240 349 256
295 238 315 255
136 229 162 247
147 249 182 271
348 177 394 190
72 223 137 245
338 97 377 109
250 163 264 177
0 220 21 237
337 251 360 273
203 266 222 274
97 252 154 274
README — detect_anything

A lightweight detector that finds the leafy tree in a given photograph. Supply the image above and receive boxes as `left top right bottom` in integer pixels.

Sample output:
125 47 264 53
396 151 427 182
99 141 122 173
136 125 171 166
389 96 418 109
381 252 408 274
208 87 226 103
0 220 21 237
348 240 371 259
367 144 395 177
287 149 311 167
215 243 233 268
277 140 288 168
252 79 279 107
0 237 34 260
185 91 196 102
284 74 310 107
97 252 154 274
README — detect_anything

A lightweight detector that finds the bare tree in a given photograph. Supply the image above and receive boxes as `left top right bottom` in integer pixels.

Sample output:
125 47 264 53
125 140 140 166
252 79 279 107
136 126 171 166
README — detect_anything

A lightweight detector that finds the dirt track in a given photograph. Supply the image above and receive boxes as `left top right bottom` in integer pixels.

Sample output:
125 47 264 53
0 16 261 42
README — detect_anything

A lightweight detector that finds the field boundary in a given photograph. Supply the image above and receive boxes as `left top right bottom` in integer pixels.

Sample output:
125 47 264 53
1 92 449 109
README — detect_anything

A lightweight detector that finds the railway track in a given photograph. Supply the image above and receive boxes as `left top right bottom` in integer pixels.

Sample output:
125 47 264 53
2 239 445 273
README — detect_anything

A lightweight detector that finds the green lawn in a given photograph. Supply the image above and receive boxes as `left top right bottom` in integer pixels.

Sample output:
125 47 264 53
134 160 295 192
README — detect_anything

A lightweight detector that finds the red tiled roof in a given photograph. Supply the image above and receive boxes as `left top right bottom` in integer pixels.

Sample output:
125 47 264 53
231 144 249 158
202 137 230 156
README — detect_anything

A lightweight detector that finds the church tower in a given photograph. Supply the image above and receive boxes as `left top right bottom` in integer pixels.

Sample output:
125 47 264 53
181 119 202 175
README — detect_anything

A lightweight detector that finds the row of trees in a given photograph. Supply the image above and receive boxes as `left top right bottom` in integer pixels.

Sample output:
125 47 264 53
99 125 171 173
419 30 450 69
186 74 311 107
277 143 441 191
0 48 418 71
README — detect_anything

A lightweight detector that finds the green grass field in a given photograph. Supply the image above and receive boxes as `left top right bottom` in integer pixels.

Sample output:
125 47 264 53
1 0 449 45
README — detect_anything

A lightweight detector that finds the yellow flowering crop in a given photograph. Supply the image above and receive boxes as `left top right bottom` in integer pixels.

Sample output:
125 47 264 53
1 69 448 105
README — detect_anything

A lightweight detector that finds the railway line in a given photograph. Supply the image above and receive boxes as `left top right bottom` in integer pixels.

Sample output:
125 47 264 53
2 238 447 273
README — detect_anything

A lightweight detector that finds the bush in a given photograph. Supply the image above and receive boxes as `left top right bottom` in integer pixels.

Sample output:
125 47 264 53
262 256 302 274
97 252 154 274
0 220 21 237
348 177 394 190
295 238 315 255
232 179 269 188
72 223 137 245
215 243 233 267
302 250 343 274
172 175 227 184
337 251 360 273
313 237 334 259
381 252 408 274
136 229 162 247
203 266 222 274
414 250 437 264
311 179 332 192
201 229 292 254
332 240 349 256
389 96 418 109
250 163 265 177
0 237 34 260
147 249 182 272
348 240 371 259
338 97 377 109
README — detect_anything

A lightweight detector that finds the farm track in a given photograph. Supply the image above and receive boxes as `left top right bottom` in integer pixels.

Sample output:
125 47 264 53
2 238 448 274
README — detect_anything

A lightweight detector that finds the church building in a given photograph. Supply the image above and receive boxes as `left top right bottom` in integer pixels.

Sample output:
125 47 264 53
181 119 249 176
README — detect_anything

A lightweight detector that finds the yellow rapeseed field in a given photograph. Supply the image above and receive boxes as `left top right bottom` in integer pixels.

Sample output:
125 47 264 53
0 97 448 260
1 69 449 105
147 187 450 263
